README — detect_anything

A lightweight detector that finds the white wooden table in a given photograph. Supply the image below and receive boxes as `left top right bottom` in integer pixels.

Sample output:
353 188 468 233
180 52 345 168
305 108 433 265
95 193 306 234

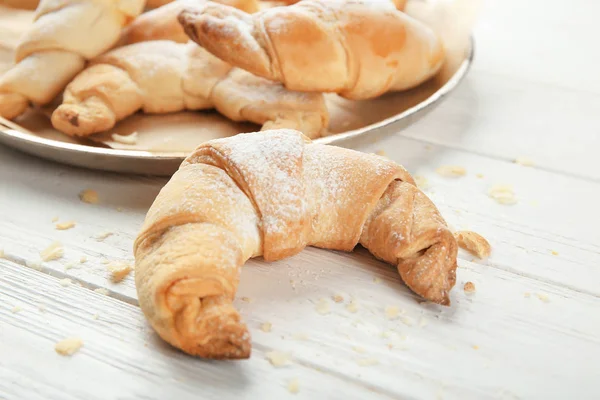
2 1 600 399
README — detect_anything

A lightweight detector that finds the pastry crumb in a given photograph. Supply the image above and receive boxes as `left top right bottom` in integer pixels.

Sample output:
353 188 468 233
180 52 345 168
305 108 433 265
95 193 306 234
0 249 4 259
357 358 379 367
352 346 367 354
287 378 300 394
79 189 99 204
476 173 484 179
315 298 330 315
488 185 517 205
55 221 76 231
101 259 110 265
384 305 400 320
111 131 138 145
292 333 308 341
79 256 87 263
26 260 42 270
455 231 491 259
51 216 59 223
40 241 64 261
524 292 531 298
536 293 550 303
94 288 109 296
64 261 79 271
400 315 414 326
92 313 99 320
551 250 559 256
332 294 344 303
266 351 291 367
260 322 272 333
463 281 476 294
413 175 428 189
472 345 479 350
59 278 72 287
514 157 534 167
436 165 466 178
375 150 387 157
345 300 358 313
55 337 83 356
96 232 114 241
241 296 253 303
372 277 382 284
107 261 133 283
11 305 22 313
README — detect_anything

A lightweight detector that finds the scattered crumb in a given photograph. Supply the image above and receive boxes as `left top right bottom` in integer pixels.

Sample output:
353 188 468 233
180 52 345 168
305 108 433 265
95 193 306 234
315 298 330 315
345 300 358 313
59 278 72 287
111 131 138 145
488 185 517 205
40 241 64 261
332 294 344 303
116 207 124 212
454 231 491 259
241 296 253 303
79 189 99 204
472 345 480 350
94 288 109 296
79 256 87 263
55 221 76 231
413 175 428 189
54 337 83 356
26 260 42 270
476 173 484 179
436 165 467 178
536 293 550 303
96 232 114 241
64 261 79 271
107 261 133 283
92 314 99 320
463 282 476 294
101 259 110 265
11 306 22 313
375 149 386 157
524 292 531 298
551 250 559 256
265 351 291 367
51 216 59 223
292 333 309 341
38 304 46 313
260 322 272 333
357 358 379 367
400 315 414 326
384 305 400 320
514 157 534 167
372 277 382 284
0 249 4 258
418 316 428 328
287 378 299 394
352 346 367 354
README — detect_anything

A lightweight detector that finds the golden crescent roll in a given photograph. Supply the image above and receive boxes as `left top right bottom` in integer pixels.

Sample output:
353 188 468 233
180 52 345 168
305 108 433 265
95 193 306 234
0 0 145 120
122 0 260 45
134 129 458 359
51 41 328 138
179 0 445 100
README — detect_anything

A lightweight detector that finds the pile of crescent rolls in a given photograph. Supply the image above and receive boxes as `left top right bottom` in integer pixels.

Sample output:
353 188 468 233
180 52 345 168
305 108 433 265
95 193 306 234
0 0 446 140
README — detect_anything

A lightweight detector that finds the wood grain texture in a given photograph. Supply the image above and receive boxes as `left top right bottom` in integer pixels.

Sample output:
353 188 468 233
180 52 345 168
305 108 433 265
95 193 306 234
2 0 600 398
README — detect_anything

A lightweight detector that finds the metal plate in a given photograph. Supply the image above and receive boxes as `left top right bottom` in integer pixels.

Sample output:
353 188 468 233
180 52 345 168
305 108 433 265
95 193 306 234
0 39 474 177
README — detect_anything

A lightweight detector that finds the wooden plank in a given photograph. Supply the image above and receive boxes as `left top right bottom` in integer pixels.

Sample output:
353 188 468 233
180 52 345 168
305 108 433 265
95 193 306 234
0 259 402 400
473 0 600 94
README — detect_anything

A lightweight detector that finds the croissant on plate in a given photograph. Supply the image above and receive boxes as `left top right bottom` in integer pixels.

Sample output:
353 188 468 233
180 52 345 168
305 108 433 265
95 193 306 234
51 41 328 138
179 0 444 100
0 0 145 120
134 129 458 359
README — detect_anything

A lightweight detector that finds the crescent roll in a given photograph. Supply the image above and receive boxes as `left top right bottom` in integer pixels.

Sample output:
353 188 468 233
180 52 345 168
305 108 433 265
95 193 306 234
51 41 328 138
179 0 445 100
0 0 145 120
134 129 458 359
